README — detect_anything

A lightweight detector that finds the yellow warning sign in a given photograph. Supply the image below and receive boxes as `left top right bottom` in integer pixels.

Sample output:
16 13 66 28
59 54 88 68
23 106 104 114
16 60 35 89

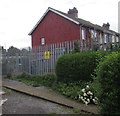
44 51 50 59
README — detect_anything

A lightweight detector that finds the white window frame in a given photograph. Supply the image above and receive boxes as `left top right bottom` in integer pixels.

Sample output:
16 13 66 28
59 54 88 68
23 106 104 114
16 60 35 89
82 28 86 40
104 34 107 43
41 38 45 45
112 35 115 43
94 31 97 38
90 30 94 38
116 36 119 42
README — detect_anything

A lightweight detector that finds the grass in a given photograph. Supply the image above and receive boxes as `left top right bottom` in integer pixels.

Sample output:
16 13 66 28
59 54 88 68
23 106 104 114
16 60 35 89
73 108 81 114
49 112 57 114
3 88 12 94
9 72 97 106
55 104 84 114
14 77 90 104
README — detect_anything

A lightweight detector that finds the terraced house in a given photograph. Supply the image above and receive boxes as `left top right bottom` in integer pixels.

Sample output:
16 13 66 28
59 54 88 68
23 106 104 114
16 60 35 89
29 7 120 51
4 7 120 76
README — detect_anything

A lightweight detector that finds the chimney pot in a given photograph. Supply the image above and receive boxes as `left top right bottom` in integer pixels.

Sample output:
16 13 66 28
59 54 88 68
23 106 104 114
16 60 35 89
68 7 78 18
102 22 110 30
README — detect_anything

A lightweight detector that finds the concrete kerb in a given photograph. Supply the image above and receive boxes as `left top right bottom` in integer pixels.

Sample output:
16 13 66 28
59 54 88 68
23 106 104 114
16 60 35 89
3 81 99 114
3 84 74 109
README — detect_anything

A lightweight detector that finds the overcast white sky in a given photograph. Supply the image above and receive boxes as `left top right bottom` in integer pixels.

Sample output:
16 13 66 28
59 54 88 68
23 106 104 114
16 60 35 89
0 0 119 49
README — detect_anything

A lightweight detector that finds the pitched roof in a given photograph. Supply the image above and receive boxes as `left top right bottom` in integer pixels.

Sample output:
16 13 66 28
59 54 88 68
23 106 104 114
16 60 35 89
29 7 119 35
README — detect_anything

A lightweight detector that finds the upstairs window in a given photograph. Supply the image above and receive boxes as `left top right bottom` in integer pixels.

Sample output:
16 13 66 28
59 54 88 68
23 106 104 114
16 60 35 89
112 35 115 43
82 28 86 40
94 31 97 38
99 33 102 44
41 38 45 45
90 30 94 38
116 36 119 42
104 34 107 43
90 30 97 39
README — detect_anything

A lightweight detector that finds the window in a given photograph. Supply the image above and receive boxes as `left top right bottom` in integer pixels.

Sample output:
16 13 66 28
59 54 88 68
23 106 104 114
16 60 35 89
112 35 115 43
90 30 94 38
94 31 97 38
99 33 102 44
116 36 119 42
90 30 97 39
82 29 86 40
41 38 45 45
104 34 107 43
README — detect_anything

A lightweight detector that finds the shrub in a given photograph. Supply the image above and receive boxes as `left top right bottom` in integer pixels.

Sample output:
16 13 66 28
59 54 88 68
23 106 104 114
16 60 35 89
56 51 109 82
94 52 120 114
16 73 57 87
53 81 84 101
40 73 57 87
16 72 31 79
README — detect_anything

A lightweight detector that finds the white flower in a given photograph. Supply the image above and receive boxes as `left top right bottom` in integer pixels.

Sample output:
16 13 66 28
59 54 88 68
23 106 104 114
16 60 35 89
84 97 87 100
92 99 95 102
83 93 87 96
93 99 97 104
85 101 89 105
87 99 90 102
81 96 83 99
82 88 85 92
86 85 89 89
87 91 90 94
87 91 93 95
90 95 93 99
92 98 98 104
95 97 98 100
82 99 85 103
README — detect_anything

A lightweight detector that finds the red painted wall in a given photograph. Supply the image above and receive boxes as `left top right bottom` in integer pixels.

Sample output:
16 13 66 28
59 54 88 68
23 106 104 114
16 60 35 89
31 11 80 47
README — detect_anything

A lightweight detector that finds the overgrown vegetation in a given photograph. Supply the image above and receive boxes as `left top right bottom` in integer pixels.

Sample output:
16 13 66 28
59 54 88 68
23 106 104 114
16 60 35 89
92 52 120 114
73 40 80 53
6 48 120 114
53 81 85 102
15 73 57 87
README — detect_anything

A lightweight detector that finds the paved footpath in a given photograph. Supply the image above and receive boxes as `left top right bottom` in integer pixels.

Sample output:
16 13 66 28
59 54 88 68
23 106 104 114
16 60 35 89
2 79 98 114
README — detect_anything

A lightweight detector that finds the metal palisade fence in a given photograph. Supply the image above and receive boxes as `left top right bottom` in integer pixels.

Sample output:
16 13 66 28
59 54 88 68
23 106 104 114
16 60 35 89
2 40 80 76
30 40 78 75
2 51 30 76
2 38 120 76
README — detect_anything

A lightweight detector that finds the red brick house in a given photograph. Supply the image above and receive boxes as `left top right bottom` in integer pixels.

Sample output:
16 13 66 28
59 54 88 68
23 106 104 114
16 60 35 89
29 7 120 50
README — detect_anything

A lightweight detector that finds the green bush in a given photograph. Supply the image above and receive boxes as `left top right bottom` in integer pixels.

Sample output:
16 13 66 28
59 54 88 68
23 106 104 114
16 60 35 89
16 73 57 87
55 51 109 82
40 73 57 87
16 72 31 79
53 81 84 101
94 52 120 114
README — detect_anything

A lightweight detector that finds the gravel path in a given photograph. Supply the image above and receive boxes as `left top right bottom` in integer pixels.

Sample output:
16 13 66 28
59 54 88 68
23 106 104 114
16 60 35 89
2 88 75 114
2 79 76 114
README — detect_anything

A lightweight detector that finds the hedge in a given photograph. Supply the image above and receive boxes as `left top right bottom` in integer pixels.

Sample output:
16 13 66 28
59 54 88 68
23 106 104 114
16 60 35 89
94 52 120 114
55 51 110 82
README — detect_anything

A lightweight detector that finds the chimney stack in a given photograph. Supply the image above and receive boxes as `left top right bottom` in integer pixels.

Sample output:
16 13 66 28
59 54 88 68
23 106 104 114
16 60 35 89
68 7 78 18
102 22 110 30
